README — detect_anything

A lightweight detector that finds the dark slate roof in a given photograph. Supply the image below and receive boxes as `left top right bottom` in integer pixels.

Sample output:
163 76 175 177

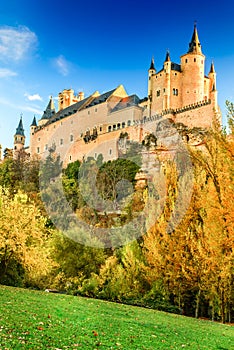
40 97 56 120
31 116 37 127
15 117 25 136
149 57 155 70
209 62 215 73
165 51 170 62
188 24 202 54
171 62 181 72
84 89 116 108
111 94 140 112
47 95 92 125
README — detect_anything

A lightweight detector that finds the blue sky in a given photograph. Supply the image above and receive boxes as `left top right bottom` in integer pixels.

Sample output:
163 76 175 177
1 0 234 152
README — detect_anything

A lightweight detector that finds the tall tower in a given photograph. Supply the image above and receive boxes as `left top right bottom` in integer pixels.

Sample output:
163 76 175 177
180 24 205 105
147 57 156 115
208 62 218 110
30 116 37 155
14 116 25 157
163 50 171 110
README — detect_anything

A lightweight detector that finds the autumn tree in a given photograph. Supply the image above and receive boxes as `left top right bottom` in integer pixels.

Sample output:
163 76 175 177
0 188 54 288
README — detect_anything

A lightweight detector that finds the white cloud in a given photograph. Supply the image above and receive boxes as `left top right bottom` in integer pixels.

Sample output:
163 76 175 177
54 55 69 76
24 93 43 101
0 68 17 78
0 97 42 115
23 106 43 114
0 25 38 62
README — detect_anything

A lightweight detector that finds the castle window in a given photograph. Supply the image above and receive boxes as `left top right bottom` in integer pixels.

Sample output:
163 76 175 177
70 134 74 142
37 147 40 154
194 58 196 62
122 122 125 128
156 90 160 97
109 149 112 155
175 73 177 76
88 111 90 115
38 137 40 142
69 155 72 161
95 108 97 112
113 124 116 130
99 126 102 132
45 144 48 151
94 153 97 159
163 88 165 93
185 59 188 63
60 139 63 145
108 126 112 132
173 88 178 96
127 120 131 126
117 123 121 129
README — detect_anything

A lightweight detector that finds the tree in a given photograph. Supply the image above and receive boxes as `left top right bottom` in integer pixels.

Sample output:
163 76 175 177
0 188 54 288
96 158 140 202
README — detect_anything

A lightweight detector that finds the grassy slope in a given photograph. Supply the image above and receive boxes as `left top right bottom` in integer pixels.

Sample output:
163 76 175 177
0 285 233 350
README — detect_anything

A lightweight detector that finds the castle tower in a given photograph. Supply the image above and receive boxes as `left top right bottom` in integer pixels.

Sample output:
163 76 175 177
58 89 83 111
208 62 218 110
38 96 56 126
30 116 37 155
180 24 205 105
147 57 156 114
14 116 25 157
163 50 171 110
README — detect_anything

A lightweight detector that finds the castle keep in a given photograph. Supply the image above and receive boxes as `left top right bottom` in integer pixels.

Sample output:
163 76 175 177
14 25 220 163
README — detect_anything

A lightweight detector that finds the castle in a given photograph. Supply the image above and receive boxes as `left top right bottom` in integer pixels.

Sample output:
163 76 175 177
12 25 220 164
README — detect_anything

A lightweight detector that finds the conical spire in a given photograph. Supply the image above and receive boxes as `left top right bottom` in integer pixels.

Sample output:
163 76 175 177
31 115 37 127
41 96 56 120
15 116 25 137
165 50 171 62
188 23 202 54
149 57 155 70
209 61 215 73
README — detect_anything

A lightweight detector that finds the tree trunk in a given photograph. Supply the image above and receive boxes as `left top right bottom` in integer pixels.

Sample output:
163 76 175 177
195 289 201 319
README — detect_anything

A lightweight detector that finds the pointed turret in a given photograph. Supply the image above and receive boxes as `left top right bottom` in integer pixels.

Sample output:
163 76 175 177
15 117 25 137
209 60 217 95
14 116 25 157
165 50 171 62
188 23 202 54
38 96 56 126
149 57 155 70
209 61 215 74
31 115 37 127
148 57 156 115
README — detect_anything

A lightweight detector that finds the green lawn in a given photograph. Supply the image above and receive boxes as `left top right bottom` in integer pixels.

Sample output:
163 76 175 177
0 285 233 349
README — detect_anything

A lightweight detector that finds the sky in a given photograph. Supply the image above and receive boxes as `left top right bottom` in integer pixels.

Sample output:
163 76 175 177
0 0 234 153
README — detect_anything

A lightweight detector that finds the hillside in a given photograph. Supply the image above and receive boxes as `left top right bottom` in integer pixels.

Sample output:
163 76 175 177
0 285 233 349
